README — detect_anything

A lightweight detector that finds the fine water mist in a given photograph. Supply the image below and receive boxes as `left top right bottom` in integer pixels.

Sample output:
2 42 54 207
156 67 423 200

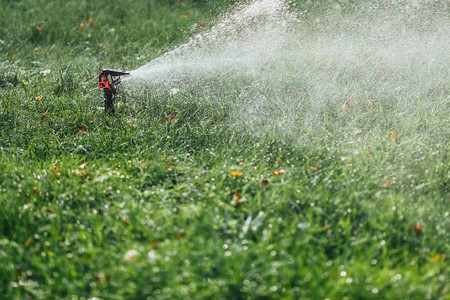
125 0 449 145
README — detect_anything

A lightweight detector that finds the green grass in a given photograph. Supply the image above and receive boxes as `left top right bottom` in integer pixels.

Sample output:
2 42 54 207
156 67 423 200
0 0 449 299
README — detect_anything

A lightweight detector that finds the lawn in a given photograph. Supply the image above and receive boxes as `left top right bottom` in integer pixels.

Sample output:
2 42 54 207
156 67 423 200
0 0 448 299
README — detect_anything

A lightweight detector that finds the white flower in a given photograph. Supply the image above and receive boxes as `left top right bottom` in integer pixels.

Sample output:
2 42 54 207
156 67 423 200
147 250 158 262
40 69 51 77
123 249 139 262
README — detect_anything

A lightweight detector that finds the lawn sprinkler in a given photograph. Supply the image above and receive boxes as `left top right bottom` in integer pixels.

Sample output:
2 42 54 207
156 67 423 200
98 69 130 114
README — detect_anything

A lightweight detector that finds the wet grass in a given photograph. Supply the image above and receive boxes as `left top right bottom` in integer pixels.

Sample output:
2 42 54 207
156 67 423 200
0 0 449 299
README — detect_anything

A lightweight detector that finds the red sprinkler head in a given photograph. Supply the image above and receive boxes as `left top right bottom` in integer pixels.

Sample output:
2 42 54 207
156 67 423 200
98 69 130 114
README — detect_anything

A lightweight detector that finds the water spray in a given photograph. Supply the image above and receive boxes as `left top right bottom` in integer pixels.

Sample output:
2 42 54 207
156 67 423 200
125 0 448 142
98 69 130 114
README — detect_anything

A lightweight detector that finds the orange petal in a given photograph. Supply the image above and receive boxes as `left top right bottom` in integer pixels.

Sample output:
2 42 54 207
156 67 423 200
388 130 398 141
413 223 422 235
41 108 49 123
140 159 146 168
309 166 319 173
74 170 90 177
165 113 179 123
232 191 244 207
364 99 373 108
272 169 285 176
166 162 180 169
33 187 40 196
342 97 352 112
76 125 86 133
432 254 445 263
53 163 60 178
230 171 243 177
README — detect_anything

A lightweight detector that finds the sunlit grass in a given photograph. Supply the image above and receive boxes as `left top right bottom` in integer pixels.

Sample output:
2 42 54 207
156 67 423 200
0 0 449 299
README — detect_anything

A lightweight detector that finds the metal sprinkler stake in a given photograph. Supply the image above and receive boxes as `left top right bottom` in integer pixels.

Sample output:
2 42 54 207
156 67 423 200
98 69 130 114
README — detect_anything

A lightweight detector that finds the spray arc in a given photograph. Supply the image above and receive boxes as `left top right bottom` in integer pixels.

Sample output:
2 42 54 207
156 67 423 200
98 69 130 114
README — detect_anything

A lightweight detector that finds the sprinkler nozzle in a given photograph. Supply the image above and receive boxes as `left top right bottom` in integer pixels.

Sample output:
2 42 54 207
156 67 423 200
98 69 130 114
